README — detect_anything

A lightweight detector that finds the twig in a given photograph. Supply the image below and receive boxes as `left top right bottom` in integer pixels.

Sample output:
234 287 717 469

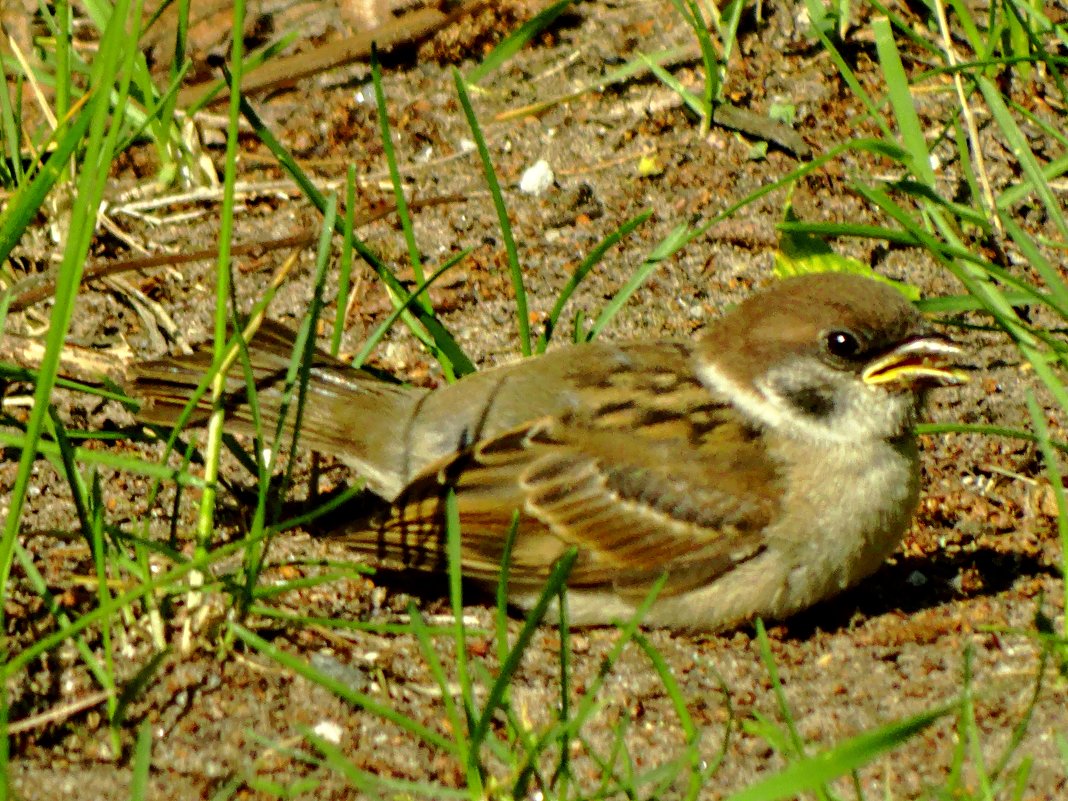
4 195 465 312
8 690 114 735
177 1 490 107
932 0 1002 237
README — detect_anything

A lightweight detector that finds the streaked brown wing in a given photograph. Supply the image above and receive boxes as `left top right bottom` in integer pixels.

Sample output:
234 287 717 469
519 424 777 598
338 399 781 599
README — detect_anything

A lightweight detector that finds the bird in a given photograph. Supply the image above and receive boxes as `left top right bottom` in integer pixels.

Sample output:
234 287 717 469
131 272 967 630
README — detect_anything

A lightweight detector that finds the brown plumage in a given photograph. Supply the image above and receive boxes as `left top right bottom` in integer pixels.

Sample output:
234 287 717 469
131 274 966 630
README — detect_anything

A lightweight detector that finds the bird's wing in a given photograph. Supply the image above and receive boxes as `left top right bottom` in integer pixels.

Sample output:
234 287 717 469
337 393 781 599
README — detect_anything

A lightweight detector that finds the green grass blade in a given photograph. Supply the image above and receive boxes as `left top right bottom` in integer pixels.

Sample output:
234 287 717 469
587 220 692 339
352 251 471 367
495 513 520 665
128 721 153 801
466 0 573 84
0 106 93 264
1026 392 1068 637
194 1 246 554
408 605 472 783
725 703 957 801
230 83 473 375
979 73 1068 238
3 533 252 680
0 427 206 486
801 0 891 138
634 631 703 799
442 488 484 795
371 45 425 288
230 623 456 753
555 573 667 743
669 0 723 131
306 728 470 798
537 209 652 352
872 16 936 186
331 166 358 356
0 0 141 597
249 607 458 637
0 42 25 186
998 214 1068 316
471 549 578 751
452 67 530 356
754 621 809 760
642 51 706 118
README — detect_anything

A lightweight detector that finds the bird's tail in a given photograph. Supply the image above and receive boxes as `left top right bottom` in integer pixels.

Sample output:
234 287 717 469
130 320 421 498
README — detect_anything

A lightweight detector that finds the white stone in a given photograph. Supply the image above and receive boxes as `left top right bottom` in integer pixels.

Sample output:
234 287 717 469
313 720 344 743
519 159 554 195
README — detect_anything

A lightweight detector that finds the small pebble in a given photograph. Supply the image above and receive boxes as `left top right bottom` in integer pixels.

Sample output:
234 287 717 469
519 159 554 195
312 720 344 744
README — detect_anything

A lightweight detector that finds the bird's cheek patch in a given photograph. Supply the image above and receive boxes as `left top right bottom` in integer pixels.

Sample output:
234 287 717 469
778 385 837 418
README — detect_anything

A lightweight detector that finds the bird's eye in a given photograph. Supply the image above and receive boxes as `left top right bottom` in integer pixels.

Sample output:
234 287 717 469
825 330 861 359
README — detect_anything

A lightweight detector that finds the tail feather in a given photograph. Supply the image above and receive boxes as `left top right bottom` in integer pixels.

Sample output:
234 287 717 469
130 320 424 499
132 319 349 427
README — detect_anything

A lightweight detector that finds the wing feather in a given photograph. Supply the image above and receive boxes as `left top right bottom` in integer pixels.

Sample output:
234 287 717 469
338 402 781 598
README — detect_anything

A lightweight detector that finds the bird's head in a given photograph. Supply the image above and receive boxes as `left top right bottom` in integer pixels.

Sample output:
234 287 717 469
697 273 967 443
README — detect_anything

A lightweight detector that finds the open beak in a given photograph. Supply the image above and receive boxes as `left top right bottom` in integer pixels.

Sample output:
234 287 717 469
862 337 969 387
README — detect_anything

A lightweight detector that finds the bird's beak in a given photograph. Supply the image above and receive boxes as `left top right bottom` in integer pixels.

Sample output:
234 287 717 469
862 337 969 387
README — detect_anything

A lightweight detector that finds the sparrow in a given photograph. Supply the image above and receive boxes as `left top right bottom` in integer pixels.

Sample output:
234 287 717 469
132 273 966 630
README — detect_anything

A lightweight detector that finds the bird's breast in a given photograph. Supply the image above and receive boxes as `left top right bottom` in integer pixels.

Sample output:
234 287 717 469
769 433 920 595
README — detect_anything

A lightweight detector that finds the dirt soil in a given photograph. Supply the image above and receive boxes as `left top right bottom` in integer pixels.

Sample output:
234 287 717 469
3 1 1067 798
